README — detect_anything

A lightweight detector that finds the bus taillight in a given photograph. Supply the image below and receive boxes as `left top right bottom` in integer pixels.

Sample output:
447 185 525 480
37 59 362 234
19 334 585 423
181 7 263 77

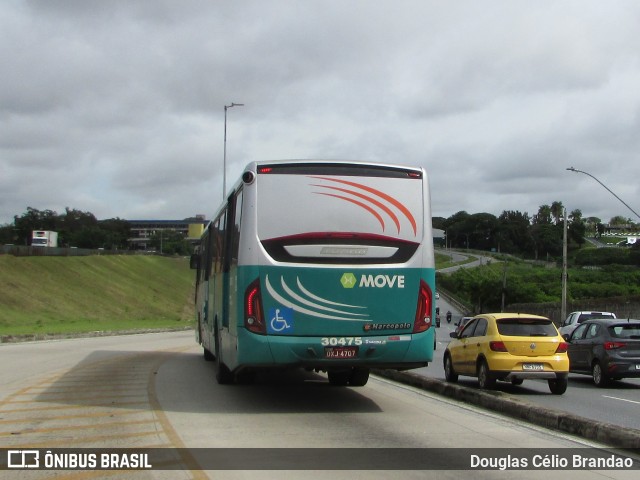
245 278 266 334
413 279 433 333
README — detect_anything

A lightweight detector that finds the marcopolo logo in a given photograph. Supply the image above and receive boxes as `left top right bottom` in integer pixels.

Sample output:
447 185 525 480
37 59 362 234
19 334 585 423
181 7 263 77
340 273 405 289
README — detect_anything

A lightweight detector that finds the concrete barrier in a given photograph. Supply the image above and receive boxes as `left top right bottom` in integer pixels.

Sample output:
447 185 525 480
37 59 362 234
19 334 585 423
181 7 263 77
373 369 640 451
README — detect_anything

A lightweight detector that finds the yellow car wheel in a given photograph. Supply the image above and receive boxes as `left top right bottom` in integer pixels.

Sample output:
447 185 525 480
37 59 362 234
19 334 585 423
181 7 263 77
548 377 568 395
477 360 496 389
444 354 458 382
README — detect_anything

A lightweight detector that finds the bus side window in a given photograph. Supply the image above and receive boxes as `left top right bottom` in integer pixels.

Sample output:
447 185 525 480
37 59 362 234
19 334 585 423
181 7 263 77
211 218 222 275
204 223 214 281
223 188 243 273
231 189 243 265
215 213 226 274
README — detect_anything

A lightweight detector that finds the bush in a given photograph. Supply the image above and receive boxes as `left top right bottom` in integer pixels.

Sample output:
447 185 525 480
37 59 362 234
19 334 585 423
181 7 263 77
574 248 632 266
439 260 640 312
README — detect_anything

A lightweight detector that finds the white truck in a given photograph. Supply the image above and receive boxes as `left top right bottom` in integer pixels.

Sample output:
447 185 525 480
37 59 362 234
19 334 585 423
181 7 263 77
559 310 616 337
31 230 59 247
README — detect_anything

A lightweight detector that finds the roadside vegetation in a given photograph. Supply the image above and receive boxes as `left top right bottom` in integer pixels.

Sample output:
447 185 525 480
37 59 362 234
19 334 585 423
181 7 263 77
0 207 193 254
437 249 640 313
433 200 639 314
0 255 194 337
1 201 638 336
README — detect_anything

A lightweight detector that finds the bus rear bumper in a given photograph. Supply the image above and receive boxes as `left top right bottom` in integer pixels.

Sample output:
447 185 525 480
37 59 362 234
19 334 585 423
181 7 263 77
236 328 434 371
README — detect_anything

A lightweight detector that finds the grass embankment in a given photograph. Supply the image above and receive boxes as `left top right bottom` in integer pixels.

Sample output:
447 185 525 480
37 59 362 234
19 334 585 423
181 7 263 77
0 255 195 337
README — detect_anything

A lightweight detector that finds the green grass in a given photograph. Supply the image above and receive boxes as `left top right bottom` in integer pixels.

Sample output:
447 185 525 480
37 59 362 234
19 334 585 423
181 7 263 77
0 250 485 338
0 255 195 336
599 235 631 245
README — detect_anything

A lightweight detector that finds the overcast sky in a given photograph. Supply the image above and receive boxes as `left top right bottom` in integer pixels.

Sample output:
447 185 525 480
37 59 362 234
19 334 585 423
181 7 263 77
2 0 640 226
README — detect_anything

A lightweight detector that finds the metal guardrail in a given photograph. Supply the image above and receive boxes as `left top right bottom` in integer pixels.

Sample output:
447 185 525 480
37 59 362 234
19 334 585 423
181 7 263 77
0 245 135 256
437 289 473 316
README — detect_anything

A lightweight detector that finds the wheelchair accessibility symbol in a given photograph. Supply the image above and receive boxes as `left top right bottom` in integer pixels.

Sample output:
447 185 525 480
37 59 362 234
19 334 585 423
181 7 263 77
268 307 294 334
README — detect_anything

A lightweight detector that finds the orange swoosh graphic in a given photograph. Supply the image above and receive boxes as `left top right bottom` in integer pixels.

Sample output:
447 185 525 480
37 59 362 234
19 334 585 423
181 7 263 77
310 184 401 234
310 176 417 236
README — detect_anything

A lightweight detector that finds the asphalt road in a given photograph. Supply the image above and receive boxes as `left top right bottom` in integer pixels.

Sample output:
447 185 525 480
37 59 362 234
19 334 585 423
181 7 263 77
2 331 638 479
426 297 640 431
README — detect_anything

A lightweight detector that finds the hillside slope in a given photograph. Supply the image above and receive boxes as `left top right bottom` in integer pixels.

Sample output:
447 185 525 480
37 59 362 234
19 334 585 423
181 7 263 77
0 255 195 336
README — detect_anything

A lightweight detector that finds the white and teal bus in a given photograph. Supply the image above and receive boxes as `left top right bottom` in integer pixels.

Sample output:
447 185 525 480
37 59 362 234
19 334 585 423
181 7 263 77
192 160 436 386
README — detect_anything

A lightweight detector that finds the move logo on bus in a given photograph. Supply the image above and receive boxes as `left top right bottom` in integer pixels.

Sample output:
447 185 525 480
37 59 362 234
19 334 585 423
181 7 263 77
340 272 405 289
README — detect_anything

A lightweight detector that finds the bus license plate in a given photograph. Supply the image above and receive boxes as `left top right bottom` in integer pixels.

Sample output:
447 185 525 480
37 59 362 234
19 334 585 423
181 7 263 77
325 347 358 359
635 364 640 370
522 363 543 371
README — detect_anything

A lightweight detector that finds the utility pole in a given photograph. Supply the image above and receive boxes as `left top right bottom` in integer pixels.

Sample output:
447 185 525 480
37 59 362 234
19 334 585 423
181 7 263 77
501 261 507 312
223 103 244 201
561 208 568 323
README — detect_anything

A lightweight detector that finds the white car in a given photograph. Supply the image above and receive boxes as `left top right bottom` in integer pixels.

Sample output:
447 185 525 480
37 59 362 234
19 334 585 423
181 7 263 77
454 316 474 335
435 292 440 299
559 311 616 337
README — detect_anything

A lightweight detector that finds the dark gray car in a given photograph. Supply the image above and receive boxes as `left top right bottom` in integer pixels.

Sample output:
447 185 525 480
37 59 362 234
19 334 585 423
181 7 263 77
565 319 640 387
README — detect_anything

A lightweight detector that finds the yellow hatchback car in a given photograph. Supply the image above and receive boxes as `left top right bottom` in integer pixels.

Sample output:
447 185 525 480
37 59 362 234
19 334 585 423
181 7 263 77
444 313 570 394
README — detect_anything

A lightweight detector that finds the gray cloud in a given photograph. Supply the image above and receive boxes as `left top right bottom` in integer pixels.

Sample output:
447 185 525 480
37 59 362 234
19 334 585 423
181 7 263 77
2 0 640 225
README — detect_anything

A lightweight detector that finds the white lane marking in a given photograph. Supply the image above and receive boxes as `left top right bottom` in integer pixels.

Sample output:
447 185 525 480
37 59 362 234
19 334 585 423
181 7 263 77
603 395 640 405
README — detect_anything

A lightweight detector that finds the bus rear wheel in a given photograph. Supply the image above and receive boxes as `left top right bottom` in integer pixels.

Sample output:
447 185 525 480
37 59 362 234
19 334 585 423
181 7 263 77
328 370 350 386
349 368 370 386
215 359 234 385
203 348 215 361
214 321 234 384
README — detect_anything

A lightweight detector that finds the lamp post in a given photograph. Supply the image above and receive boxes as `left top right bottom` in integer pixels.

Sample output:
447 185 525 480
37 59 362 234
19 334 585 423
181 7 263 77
561 208 568 322
566 167 640 222
223 102 244 201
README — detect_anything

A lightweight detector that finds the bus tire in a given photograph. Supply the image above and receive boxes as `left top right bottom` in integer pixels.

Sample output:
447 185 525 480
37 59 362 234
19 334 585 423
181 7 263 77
328 370 350 386
216 362 234 384
203 348 215 362
349 368 370 386
235 370 256 384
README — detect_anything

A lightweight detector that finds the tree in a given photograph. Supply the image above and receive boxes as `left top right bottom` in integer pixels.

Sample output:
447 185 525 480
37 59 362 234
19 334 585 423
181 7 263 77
630 242 640 266
59 208 98 247
584 217 602 237
532 204 552 225
13 207 59 245
9 207 131 249
443 211 471 249
529 223 562 260
467 213 499 251
497 210 531 254
99 218 131 250
568 209 586 247
432 216 447 231
550 201 564 225
149 229 192 255
0 223 17 244
609 215 629 226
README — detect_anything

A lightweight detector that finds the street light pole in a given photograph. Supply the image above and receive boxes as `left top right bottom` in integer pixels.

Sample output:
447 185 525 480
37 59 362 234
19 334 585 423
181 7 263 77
561 208 568 322
223 102 244 201
566 167 640 222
